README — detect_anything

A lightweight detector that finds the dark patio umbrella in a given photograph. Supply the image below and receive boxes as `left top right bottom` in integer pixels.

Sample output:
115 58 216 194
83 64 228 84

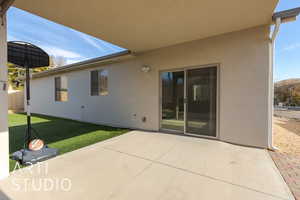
8 41 58 165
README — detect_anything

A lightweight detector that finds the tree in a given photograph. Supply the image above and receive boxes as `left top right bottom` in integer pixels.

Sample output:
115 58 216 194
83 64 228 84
8 55 67 90
274 84 300 106
7 63 25 90
8 63 52 90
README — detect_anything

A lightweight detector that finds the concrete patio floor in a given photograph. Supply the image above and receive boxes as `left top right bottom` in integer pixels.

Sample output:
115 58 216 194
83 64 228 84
0 131 295 200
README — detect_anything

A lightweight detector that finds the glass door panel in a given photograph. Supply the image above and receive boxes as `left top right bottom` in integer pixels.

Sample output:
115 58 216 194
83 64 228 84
161 71 184 132
186 67 217 137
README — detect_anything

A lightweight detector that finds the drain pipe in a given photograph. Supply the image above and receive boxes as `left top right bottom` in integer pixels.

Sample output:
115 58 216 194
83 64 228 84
268 17 281 151
271 18 281 42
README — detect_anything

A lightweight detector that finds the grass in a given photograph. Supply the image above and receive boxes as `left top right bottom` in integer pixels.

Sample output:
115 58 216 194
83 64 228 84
9 113 129 171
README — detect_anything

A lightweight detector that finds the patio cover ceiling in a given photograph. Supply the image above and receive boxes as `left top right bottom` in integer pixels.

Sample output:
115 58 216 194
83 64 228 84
13 0 278 52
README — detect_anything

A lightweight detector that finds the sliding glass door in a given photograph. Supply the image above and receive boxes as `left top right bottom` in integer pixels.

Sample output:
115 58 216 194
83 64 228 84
161 71 185 131
160 66 217 137
186 67 217 137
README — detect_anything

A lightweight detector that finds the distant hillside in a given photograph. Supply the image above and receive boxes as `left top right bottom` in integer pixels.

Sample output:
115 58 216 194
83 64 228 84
275 78 300 88
275 78 300 106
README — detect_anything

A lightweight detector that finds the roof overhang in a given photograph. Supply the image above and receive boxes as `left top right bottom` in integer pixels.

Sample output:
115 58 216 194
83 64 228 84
13 0 278 52
272 7 300 23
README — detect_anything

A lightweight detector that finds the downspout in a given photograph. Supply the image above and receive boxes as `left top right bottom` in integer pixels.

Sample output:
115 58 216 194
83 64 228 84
271 18 281 42
268 17 281 150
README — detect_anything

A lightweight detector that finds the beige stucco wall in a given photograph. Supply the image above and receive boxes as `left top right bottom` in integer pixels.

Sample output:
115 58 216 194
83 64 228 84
30 25 271 148
0 16 9 180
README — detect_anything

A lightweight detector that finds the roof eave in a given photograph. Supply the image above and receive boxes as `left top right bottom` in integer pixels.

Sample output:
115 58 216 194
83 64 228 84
272 7 300 23
32 50 132 79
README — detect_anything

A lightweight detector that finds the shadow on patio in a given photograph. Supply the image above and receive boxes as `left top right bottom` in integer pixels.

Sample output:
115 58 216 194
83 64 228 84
0 190 10 200
8 113 129 171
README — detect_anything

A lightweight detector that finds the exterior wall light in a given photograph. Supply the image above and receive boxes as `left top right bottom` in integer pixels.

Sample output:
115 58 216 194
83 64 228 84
141 65 151 73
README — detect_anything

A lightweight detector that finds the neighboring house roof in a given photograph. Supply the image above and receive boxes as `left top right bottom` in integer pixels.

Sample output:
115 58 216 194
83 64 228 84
273 7 300 22
14 0 278 52
32 50 132 79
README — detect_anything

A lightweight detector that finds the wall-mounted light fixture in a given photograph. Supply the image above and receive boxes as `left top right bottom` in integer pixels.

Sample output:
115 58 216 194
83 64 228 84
141 65 151 73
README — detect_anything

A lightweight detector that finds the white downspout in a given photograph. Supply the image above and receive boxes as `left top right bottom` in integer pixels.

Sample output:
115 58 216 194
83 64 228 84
268 17 281 150
272 18 281 42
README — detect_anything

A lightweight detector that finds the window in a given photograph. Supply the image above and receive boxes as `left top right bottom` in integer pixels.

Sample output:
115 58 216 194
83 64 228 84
55 76 68 102
90 69 108 96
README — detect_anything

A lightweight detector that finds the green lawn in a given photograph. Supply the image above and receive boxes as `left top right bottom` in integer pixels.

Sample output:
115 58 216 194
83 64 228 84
9 113 129 171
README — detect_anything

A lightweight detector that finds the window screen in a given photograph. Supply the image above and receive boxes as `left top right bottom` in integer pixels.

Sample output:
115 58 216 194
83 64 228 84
55 76 68 102
99 70 108 95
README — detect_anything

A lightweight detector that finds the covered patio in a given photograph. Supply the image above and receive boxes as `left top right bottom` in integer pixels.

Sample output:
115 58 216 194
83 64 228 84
1 1 300 199
0 131 294 200
0 0 282 180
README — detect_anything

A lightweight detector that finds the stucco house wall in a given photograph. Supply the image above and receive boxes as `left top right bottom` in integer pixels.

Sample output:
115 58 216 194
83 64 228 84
30 25 271 148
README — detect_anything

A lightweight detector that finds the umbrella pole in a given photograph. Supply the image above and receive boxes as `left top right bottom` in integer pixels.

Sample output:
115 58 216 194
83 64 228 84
25 65 31 149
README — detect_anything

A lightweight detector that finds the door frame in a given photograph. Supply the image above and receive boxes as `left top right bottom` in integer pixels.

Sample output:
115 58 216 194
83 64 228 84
159 63 220 140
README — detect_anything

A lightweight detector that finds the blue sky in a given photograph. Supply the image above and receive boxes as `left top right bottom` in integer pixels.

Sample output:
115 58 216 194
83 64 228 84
275 0 300 81
7 1 300 81
7 7 125 65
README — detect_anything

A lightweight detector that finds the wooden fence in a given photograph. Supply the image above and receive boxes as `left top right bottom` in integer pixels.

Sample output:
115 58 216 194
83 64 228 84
8 90 24 112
